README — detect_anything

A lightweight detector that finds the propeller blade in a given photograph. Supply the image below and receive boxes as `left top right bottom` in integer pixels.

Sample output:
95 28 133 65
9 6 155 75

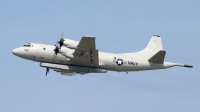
58 32 65 47
53 45 60 55
46 68 50 76
58 38 65 47
61 32 64 38
53 33 63 62
53 42 60 62
52 53 56 62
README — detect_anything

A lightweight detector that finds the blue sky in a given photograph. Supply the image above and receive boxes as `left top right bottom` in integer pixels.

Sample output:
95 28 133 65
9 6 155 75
0 0 199 112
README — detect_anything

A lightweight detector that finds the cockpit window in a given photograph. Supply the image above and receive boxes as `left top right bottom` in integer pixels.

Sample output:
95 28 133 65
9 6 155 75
23 43 32 47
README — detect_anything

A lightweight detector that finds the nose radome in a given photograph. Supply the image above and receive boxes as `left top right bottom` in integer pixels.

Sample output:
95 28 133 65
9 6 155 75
12 48 21 56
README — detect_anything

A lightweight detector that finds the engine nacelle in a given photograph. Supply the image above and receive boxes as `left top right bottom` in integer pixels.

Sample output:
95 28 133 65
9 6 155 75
59 47 74 59
63 39 79 49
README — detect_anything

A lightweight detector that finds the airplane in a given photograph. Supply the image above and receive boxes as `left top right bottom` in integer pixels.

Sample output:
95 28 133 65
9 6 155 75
12 34 193 76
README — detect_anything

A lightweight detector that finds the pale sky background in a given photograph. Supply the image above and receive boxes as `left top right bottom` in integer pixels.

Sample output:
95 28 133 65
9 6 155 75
0 0 200 112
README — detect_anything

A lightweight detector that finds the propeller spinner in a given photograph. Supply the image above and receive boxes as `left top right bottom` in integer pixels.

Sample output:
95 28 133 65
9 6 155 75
58 38 65 48
52 42 60 62
54 44 60 55
58 33 65 47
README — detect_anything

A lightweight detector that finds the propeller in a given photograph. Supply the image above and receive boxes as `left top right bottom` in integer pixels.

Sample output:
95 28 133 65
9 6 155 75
48 33 64 75
46 68 50 76
58 33 65 47
54 44 60 55
53 42 60 62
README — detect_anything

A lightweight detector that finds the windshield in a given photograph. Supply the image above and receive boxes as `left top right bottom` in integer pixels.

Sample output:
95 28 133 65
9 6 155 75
23 43 32 47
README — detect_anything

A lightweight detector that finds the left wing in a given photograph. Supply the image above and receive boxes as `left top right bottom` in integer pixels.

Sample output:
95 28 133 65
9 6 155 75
72 36 99 67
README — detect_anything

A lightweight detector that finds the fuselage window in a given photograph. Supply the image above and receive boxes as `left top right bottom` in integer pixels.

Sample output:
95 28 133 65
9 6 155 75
43 48 46 50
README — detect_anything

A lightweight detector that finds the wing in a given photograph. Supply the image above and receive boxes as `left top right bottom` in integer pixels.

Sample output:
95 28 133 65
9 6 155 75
72 36 99 67
77 36 96 49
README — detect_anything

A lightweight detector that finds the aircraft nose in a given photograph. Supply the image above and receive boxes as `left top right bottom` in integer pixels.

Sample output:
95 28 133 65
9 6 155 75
12 48 21 56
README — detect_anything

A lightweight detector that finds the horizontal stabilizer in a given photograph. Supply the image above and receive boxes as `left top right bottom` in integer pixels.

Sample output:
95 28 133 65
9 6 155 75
148 50 166 63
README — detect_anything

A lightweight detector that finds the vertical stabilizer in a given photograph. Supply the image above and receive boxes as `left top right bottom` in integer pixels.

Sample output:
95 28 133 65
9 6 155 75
122 34 164 60
140 34 164 59
144 34 163 55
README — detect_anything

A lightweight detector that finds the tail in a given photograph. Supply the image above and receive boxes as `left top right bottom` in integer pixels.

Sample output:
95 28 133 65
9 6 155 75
143 34 166 63
123 34 165 62
122 34 193 67
144 34 163 55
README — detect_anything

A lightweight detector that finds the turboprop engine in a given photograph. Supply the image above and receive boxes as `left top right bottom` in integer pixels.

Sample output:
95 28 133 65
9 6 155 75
52 41 75 60
59 47 75 59
53 37 91 60
58 38 79 49
53 37 78 58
